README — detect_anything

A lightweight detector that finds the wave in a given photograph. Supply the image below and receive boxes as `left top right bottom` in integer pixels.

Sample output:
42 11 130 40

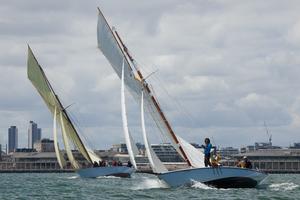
191 180 215 190
131 177 169 190
269 182 299 191
66 175 79 179
96 176 121 179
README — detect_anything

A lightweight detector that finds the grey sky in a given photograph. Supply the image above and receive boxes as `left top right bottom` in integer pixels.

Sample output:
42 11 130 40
0 0 300 149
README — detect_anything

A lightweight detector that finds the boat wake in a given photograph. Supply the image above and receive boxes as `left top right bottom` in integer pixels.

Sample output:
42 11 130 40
131 177 169 190
269 182 299 191
96 176 121 179
191 180 215 190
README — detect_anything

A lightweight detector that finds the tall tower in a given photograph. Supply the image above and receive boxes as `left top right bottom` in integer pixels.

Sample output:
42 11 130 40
28 121 42 149
8 126 18 152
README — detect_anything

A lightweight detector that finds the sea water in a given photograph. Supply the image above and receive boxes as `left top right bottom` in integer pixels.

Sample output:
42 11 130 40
0 173 299 199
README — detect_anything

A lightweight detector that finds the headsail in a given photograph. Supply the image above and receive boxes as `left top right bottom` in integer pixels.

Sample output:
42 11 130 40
121 61 137 169
53 107 67 168
60 112 79 169
97 8 192 166
177 136 205 168
141 92 168 173
27 46 100 167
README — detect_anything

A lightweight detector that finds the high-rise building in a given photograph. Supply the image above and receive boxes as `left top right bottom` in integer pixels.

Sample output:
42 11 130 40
8 126 18 152
28 121 42 149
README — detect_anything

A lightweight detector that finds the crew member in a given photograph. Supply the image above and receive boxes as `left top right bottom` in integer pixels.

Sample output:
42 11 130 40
127 160 133 168
201 138 213 167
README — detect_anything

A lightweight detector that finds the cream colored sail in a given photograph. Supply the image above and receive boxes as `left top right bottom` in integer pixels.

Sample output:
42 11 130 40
141 92 168 173
87 149 102 163
121 60 137 169
27 46 101 167
60 112 79 169
53 107 67 168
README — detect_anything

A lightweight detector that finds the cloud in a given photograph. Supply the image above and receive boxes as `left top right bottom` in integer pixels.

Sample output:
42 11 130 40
0 0 300 149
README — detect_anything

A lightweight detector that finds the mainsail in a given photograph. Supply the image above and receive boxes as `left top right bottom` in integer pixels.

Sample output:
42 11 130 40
141 92 168 173
97 8 199 167
121 61 138 169
27 46 101 168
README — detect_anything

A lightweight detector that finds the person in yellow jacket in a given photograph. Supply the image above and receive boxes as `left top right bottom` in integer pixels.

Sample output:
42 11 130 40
210 153 221 167
237 156 252 169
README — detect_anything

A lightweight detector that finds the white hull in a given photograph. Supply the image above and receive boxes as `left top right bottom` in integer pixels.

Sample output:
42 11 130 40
158 167 267 188
77 166 135 178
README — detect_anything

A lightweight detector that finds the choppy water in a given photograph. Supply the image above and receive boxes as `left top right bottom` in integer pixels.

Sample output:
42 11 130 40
0 173 299 199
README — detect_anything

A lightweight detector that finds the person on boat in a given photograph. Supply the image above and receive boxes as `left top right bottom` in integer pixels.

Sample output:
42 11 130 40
101 160 107 167
117 161 122 166
237 156 252 169
112 160 117 166
236 159 242 167
127 160 133 168
244 156 252 169
93 161 99 167
99 160 104 167
210 153 221 167
201 138 213 167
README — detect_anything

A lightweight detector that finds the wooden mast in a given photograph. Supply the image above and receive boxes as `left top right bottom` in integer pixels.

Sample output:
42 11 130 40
107 18 192 166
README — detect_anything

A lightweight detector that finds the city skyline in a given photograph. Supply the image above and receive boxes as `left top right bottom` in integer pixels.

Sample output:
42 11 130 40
1 120 299 151
1 1 300 149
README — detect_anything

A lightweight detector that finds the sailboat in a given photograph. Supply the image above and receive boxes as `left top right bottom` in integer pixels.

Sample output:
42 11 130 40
27 46 135 178
96 7 267 188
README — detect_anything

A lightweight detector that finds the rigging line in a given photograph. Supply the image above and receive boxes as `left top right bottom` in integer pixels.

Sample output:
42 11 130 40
62 103 76 112
134 58 199 142
143 69 159 81
134 57 198 124
145 102 169 143
148 74 198 137
66 108 95 151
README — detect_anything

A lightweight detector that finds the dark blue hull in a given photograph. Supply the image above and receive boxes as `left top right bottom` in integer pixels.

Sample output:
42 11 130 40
158 166 267 188
77 166 135 178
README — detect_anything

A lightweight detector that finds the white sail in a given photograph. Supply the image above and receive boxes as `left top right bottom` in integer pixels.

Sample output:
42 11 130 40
60 111 79 169
53 107 67 169
177 136 205 168
97 8 187 165
141 92 168 173
129 132 139 156
121 60 137 169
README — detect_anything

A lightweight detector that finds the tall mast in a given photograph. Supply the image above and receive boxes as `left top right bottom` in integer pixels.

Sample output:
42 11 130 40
101 11 192 166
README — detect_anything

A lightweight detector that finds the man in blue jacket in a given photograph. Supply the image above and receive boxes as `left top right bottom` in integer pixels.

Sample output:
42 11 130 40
202 138 212 167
